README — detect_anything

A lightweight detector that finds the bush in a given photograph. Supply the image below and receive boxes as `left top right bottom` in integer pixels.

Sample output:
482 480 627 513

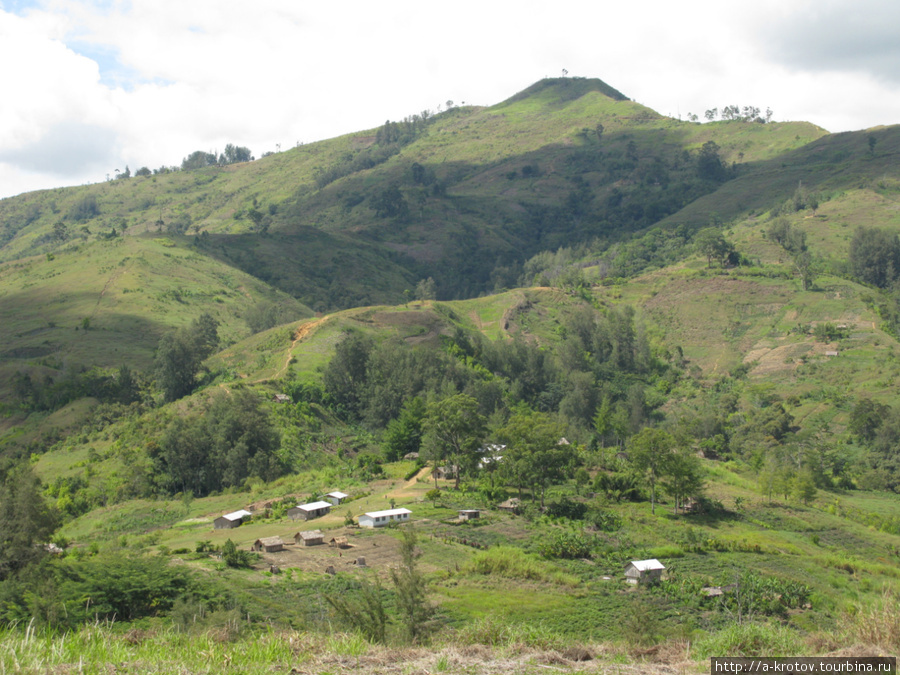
537 531 595 560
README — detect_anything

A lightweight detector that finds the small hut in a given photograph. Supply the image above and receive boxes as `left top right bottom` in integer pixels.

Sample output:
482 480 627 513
214 509 252 530
496 498 521 513
252 536 285 553
624 559 665 585
274 393 291 403
458 509 481 521
329 536 349 549
294 530 324 546
287 501 332 521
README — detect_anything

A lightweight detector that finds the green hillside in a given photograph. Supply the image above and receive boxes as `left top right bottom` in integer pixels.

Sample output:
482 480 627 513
3 76 900 673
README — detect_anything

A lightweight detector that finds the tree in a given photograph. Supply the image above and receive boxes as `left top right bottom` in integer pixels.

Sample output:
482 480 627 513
694 228 735 268
415 277 436 302
627 427 675 515
383 397 426 461
496 411 568 507
219 144 253 165
154 313 220 402
849 226 900 288
389 529 434 643
421 394 486 489
0 464 59 580
660 445 705 513
181 150 217 171
697 141 726 181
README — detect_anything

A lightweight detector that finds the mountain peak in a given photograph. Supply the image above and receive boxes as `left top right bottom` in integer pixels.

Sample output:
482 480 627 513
496 77 630 108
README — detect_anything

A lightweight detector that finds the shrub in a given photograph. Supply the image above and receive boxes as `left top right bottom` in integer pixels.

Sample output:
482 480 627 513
537 531 594 560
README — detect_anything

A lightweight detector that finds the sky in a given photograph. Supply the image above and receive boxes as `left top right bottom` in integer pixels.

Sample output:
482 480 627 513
1 0 899 200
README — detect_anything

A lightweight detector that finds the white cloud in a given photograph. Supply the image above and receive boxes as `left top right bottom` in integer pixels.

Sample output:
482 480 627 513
0 0 898 199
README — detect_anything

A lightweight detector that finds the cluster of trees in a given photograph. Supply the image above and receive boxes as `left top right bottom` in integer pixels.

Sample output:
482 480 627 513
849 226 900 289
767 217 815 290
149 389 284 496
154 313 219 402
181 144 254 171
699 106 773 123
12 365 142 413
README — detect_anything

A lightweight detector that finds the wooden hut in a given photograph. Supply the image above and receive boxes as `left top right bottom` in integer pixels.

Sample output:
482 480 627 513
252 536 285 553
329 536 349 549
624 559 665 585
294 530 324 546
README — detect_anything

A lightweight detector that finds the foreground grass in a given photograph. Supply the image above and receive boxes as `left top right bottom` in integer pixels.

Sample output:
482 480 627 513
3 610 898 675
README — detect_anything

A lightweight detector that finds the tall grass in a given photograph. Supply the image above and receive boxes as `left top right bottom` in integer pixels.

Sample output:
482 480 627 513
462 546 579 587
839 589 900 649
693 622 807 658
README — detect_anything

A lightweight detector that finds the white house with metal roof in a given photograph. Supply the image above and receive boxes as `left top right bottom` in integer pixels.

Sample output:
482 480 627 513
624 559 665 584
325 491 349 506
358 508 412 528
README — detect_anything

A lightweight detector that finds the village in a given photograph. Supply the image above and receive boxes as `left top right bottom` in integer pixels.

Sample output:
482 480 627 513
202 469 670 587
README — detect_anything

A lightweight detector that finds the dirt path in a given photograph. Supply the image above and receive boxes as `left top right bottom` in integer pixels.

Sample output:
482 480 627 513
270 316 330 380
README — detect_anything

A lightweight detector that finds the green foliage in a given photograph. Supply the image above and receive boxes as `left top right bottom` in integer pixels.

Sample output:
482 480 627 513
537 530 594 560
0 464 59 581
463 546 579 586
149 389 284 496
389 529 435 643
422 394 487 489
849 226 900 288
222 539 254 569
154 312 220 402
326 575 389 644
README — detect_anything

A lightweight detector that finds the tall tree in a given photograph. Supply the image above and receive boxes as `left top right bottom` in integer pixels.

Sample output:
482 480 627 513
421 394 486 489
154 313 219 402
496 411 568 507
0 464 59 581
627 427 675 515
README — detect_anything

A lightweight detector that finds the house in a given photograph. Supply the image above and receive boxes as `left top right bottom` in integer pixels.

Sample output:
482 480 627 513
329 536 349 548
252 536 285 553
403 452 420 460
213 509 252 529
433 465 458 480
325 491 349 506
459 509 481 521
294 530 324 546
358 508 412 528
274 393 291 403
825 350 839 357
624 559 666 585
287 501 332 521
496 498 521 513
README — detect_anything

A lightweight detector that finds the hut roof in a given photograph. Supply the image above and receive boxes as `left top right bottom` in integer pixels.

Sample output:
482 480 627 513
256 536 284 547
297 530 324 541
362 508 412 518
627 559 665 572
220 509 252 522
326 491 349 499
297 501 332 511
